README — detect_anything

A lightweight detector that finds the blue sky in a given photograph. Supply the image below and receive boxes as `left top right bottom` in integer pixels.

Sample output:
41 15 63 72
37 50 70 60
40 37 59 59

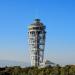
0 0 75 65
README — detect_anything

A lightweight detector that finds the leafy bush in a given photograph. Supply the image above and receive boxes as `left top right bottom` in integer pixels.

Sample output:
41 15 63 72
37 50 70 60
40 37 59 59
0 65 75 75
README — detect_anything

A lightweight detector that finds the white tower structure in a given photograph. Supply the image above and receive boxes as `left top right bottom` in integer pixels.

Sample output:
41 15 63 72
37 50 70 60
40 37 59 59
28 19 46 67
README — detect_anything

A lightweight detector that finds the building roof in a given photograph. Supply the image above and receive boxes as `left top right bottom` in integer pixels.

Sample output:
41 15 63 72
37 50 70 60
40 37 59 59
31 19 44 26
45 60 54 65
28 19 46 30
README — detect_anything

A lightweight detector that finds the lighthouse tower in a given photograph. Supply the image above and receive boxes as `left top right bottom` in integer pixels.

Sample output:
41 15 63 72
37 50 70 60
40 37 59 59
28 19 46 67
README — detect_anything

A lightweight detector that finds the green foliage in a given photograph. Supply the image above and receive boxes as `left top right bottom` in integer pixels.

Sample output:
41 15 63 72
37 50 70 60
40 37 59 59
0 65 75 75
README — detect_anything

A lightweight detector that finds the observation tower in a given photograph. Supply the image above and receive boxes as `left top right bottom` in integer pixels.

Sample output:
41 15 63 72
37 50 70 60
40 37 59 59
28 19 46 67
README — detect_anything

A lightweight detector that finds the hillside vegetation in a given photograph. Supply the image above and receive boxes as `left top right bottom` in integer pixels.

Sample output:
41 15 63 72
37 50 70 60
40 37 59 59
0 65 75 75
